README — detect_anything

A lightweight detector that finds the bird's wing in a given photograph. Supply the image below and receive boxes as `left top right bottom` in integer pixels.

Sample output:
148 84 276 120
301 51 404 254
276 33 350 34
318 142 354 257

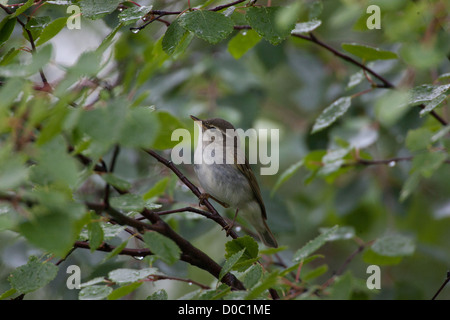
236 155 267 220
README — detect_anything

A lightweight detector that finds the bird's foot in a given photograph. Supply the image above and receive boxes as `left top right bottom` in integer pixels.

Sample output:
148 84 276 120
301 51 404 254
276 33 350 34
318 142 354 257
198 193 230 208
222 208 239 237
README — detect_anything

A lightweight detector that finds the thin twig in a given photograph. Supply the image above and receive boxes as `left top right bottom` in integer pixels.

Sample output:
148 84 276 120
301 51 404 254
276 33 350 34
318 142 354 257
210 0 247 11
155 206 214 218
431 271 450 300
321 240 374 291
130 14 166 32
343 156 450 168
74 240 153 257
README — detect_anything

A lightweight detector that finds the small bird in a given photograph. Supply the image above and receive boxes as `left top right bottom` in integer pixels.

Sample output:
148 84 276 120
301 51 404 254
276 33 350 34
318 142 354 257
190 115 278 248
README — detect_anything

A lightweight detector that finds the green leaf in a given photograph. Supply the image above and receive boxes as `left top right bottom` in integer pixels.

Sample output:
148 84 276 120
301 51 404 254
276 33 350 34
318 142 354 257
118 106 159 149
80 0 121 20
363 248 402 266
0 18 16 47
280 255 324 277
228 29 262 60
223 237 258 270
317 147 352 177
327 271 352 299
0 146 28 192
110 194 145 212
143 231 181 265
79 285 113 300
225 235 259 261
346 70 365 90
219 248 245 281
431 125 450 143
291 20 322 34
246 6 294 45
293 225 338 262
312 97 352 133
102 224 126 239
0 78 24 110
80 277 107 288
271 159 304 196
0 47 20 67
199 284 232 300
399 171 421 202
103 239 129 262
408 84 450 106
97 23 123 55
437 72 450 82
0 288 17 300
30 137 79 187
143 177 169 200
35 17 67 46
136 37 169 86
375 90 410 127
55 51 102 95
243 264 263 289
319 226 355 241
8 256 58 294
179 10 234 44
405 128 433 152
10 0 34 18
400 42 447 70
101 173 131 192
341 43 398 61
162 18 191 55
420 94 447 117
26 44 53 75
245 270 279 300
308 0 323 20
275 1 302 32
372 235 415 257
118 5 153 25
0 203 20 231
77 99 127 147
147 289 168 300
152 111 186 150
19 207 87 257
88 217 104 252
36 100 69 145
107 282 142 300
411 152 447 178
108 268 158 285
23 16 50 42
303 264 328 281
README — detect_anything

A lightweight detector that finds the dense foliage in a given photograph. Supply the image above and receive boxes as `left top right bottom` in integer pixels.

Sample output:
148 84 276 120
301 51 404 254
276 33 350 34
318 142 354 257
0 0 449 300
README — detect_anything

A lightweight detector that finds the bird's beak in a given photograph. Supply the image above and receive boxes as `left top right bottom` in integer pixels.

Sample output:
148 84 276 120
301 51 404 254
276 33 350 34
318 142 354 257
190 115 207 129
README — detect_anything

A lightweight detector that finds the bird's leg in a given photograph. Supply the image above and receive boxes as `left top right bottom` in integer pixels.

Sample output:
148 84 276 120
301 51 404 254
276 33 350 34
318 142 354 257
223 208 239 236
198 193 230 208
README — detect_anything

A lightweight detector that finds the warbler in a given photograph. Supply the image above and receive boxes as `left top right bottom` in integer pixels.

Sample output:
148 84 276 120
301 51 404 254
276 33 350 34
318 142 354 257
191 115 278 248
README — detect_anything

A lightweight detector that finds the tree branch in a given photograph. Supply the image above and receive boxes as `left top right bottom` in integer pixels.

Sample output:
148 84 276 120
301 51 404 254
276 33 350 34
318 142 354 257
342 155 450 168
431 271 450 300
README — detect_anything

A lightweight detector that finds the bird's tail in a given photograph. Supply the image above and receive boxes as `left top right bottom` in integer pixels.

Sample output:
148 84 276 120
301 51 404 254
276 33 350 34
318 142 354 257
257 220 278 248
